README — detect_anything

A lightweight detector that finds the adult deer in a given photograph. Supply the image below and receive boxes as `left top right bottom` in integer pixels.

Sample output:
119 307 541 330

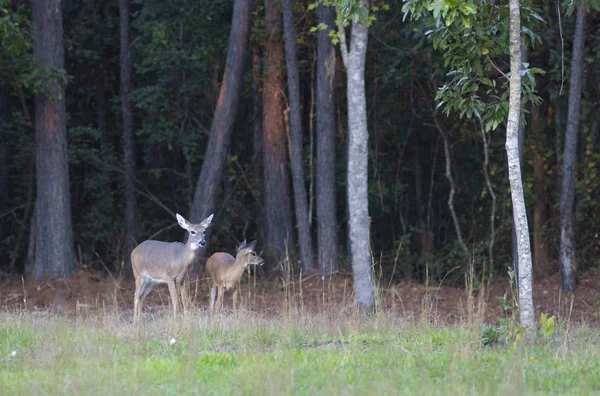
131 213 213 321
205 240 264 313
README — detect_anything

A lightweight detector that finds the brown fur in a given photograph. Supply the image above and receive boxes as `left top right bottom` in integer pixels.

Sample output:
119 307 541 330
205 240 263 313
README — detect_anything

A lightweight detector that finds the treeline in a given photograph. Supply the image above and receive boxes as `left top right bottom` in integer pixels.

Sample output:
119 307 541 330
1 0 600 302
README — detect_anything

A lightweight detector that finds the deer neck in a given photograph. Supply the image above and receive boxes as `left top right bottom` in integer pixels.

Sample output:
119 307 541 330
229 255 249 279
180 236 199 266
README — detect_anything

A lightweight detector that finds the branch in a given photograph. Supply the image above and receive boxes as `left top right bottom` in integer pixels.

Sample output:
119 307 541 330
486 55 508 80
476 111 497 270
337 13 349 67
432 113 470 259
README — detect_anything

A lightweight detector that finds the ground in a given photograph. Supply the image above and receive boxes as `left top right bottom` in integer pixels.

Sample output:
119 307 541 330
1 268 599 324
1 270 600 394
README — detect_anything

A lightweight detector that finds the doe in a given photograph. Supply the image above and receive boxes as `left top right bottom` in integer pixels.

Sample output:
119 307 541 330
205 239 264 313
131 213 213 321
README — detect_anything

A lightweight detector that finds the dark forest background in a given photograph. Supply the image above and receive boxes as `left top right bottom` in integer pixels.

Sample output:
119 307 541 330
1 0 600 296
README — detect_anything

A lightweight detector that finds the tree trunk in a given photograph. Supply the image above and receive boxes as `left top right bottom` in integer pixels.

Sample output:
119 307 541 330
507 0 534 333
119 0 138 274
338 4 375 309
531 104 550 276
252 44 265 244
32 0 76 279
511 46 527 288
414 147 432 259
559 0 586 295
262 0 293 269
0 81 12 255
316 2 339 275
281 0 314 273
190 0 253 231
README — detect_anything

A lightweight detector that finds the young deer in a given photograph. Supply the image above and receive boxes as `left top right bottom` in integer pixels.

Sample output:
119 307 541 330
205 240 264 313
131 213 213 321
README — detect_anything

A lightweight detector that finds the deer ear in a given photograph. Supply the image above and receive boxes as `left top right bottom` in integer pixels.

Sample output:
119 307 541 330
176 213 190 230
201 213 214 227
238 239 247 251
247 240 257 250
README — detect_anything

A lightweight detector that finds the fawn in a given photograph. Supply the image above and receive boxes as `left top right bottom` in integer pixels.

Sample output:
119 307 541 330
131 213 213 321
205 239 264 313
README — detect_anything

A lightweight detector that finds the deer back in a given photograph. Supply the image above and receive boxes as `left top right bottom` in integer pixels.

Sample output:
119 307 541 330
205 252 237 285
131 240 195 280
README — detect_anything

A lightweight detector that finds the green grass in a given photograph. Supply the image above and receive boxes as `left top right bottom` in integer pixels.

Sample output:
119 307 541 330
0 310 599 395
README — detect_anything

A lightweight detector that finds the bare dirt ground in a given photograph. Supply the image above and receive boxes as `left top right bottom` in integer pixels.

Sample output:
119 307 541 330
1 268 599 324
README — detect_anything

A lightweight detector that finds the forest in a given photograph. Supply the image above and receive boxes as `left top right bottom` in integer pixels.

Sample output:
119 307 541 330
3 0 600 393
1 0 600 316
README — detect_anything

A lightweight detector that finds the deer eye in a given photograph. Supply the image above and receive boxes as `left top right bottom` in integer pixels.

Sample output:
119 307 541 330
252 252 256 256
190 230 197 236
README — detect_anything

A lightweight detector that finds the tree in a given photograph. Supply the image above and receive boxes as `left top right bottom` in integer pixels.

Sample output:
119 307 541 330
32 0 76 279
190 0 253 238
262 0 294 268
506 0 534 333
559 0 586 295
0 82 11 249
281 0 314 273
119 0 138 272
316 1 339 275
337 0 376 308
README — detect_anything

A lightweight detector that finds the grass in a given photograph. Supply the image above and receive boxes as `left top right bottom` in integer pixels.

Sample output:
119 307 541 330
0 309 599 395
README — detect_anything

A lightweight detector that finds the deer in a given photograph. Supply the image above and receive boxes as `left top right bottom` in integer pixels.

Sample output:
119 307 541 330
205 239 264 314
131 213 214 321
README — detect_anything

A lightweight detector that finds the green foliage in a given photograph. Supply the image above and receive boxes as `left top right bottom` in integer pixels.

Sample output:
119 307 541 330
403 0 544 132
538 313 555 340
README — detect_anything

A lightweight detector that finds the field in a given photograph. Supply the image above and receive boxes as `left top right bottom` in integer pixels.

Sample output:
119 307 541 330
1 270 600 394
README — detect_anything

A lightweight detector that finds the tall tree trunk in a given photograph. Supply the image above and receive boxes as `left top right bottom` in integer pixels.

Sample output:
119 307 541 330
414 146 432 259
0 81 12 257
262 0 293 269
316 2 339 275
190 0 253 233
559 0 586 295
532 104 550 276
281 0 314 273
511 46 527 288
252 44 265 244
119 0 138 274
507 0 534 333
338 3 375 309
32 0 75 279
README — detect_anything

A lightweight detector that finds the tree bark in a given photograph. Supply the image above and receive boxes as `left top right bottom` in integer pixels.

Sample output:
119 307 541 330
32 0 76 279
511 47 527 289
338 3 375 308
190 0 253 233
414 147 432 257
507 0 534 333
119 0 138 274
262 0 294 269
316 2 339 275
0 81 12 257
282 0 314 273
251 43 265 244
559 0 586 295
531 104 550 276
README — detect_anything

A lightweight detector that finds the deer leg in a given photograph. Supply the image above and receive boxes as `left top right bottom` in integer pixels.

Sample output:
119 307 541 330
167 279 178 319
233 286 239 311
216 285 224 314
210 285 217 314
136 277 153 320
178 279 189 315
134 276 142 321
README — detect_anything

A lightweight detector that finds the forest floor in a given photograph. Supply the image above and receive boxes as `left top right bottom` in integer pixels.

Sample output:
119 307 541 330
1 267 599 325
1 269 600 394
